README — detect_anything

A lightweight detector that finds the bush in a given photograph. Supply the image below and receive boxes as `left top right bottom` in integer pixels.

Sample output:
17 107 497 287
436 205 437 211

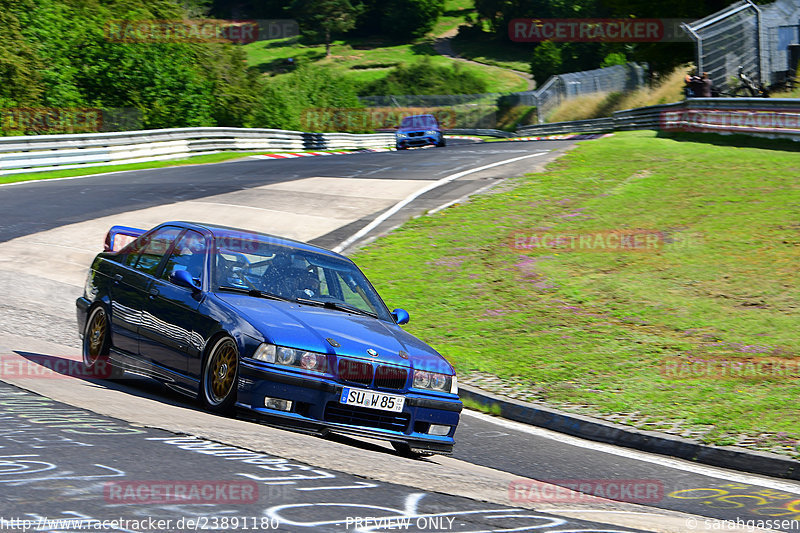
361 57 488 96
601 52 628 68
251 65 363 131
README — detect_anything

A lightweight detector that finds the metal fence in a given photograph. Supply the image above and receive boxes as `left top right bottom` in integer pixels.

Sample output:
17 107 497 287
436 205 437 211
533 63 648 123
683 0 800 92
761 0 800 82
358 93 506 129
359 94 503 107
358 63 647 126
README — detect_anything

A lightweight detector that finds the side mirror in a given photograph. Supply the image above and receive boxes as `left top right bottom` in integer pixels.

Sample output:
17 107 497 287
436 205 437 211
171 269 201 292
391 308 410 325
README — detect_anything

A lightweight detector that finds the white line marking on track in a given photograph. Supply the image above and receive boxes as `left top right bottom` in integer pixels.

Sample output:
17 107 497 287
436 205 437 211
427 179 501 215
332 152 548 253
463 410 800 494
296 482 378 491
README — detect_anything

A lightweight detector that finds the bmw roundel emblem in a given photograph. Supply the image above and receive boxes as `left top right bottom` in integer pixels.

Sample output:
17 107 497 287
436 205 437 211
367 348 378 357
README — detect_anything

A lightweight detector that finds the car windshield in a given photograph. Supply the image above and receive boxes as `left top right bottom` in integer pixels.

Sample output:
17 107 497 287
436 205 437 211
400 115 437 129
211 234 391 321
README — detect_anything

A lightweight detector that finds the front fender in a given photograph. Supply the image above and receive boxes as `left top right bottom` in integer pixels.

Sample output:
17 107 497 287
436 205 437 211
196 294 266 361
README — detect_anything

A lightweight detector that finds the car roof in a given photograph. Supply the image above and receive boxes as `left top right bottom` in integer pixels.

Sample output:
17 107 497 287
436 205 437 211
164 221 349 260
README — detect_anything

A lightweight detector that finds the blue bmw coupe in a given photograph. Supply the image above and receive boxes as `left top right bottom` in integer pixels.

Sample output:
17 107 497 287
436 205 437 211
77 222 461 456
395 114 446 150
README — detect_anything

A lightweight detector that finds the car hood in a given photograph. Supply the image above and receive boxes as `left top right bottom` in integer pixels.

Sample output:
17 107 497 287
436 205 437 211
215 293 452 373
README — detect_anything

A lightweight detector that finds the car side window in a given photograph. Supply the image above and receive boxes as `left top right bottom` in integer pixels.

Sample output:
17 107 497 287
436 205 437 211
334 271 374 312
161 230 206 285
125 227 183 275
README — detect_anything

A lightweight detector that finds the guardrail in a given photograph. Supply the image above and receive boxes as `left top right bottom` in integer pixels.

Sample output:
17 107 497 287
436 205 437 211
3 99 799 176
516 117 615 136
444 128 515 138
0 127 395 176
515 98 800 141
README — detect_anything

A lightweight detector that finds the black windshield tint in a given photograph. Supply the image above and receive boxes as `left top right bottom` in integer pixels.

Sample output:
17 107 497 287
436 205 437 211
400 115 437 129
212 236 391 321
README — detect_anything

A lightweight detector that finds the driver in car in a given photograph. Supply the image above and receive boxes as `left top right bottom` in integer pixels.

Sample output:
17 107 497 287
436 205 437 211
294 268 321 298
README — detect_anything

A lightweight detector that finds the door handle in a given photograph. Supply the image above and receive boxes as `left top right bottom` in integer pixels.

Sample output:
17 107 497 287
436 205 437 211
149 287 159 297
113 274 123 284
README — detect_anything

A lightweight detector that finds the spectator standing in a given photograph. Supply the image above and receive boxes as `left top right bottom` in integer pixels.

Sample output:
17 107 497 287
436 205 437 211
684 72 704 97
699 72 713 97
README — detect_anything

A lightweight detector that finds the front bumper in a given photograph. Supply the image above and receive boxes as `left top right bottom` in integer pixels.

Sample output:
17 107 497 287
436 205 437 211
237 361 461 454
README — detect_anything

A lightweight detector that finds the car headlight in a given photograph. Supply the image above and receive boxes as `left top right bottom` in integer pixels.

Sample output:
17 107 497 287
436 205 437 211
253 343 275 363
424 130 438 136
253 343 327 373
277 346 298 365
413 370 452 392
396 132 408 138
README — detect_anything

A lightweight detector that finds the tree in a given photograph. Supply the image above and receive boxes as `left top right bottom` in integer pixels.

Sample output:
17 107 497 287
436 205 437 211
6 0 264 129
379 0 445 39
290 0 363 56
0 0 44 107
530 42 562 85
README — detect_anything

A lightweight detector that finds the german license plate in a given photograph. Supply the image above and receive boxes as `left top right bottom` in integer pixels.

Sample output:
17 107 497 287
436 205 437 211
340 387 405 413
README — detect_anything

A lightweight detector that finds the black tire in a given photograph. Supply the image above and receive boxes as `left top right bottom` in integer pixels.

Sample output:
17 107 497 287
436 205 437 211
436 137 446 147
82 305 123 379
391 442 434 458
201 336 239 413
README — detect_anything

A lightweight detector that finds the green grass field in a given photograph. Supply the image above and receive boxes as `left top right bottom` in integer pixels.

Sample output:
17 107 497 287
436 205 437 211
450 34 534 74
432 0 476 35
352 131 800 454
243 20 529 94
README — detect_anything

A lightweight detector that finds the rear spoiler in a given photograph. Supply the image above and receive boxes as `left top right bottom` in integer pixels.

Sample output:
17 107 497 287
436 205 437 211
104 225 145 252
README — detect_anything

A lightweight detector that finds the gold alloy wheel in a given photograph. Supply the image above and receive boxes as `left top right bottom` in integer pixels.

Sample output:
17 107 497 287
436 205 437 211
84 308 107 366
207 339 238 404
